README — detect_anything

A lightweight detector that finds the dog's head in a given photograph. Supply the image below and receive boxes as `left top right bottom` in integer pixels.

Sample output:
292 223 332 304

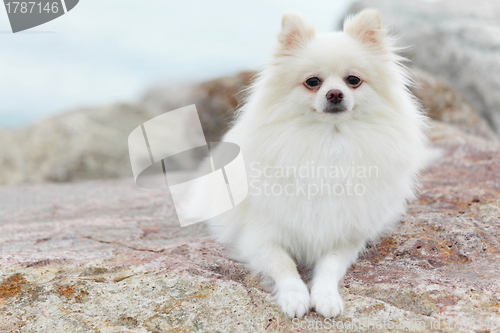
263 9 404 124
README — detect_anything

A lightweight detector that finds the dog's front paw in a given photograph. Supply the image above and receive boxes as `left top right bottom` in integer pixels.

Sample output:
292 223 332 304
310 284 344 318
276 278 310 318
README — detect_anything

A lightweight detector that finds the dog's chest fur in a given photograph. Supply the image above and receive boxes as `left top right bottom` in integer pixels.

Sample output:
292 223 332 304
224 118 418 264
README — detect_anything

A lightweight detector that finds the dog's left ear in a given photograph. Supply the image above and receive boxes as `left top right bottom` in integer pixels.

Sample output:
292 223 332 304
344 9 388 52
276 11 315 56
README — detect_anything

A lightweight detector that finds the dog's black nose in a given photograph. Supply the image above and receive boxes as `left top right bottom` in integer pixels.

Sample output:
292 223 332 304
326 89 343 104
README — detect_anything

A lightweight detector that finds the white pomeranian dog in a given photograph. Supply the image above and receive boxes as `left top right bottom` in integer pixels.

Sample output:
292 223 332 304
190 9 430 318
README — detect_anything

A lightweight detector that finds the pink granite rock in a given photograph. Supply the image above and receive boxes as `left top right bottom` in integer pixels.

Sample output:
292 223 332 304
1 120 499 332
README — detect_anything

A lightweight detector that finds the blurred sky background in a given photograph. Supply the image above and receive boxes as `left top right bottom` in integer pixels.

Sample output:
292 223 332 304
0 0 353 127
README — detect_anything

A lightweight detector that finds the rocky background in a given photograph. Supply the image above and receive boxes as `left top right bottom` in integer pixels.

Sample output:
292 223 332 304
1 0 500 332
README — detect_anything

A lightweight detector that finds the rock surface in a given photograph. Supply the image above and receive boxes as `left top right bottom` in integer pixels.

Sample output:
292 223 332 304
409 68 496 140
0 103 153 185
348 0 500 137
1 121 499 332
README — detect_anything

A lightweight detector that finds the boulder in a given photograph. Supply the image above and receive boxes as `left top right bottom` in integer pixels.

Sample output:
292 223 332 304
0 104 154 185
409 68 496 140
1 121 499 332
347 0 500 137
142 71 254 142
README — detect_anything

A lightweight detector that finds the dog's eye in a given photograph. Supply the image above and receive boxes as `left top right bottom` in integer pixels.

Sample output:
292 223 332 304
305 77 321 88
346 76 361 87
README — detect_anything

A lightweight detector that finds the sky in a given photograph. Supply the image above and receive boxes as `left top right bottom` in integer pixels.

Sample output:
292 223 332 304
0 0 353 127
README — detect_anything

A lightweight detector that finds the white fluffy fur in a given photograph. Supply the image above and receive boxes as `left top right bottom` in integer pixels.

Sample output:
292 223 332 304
194 9 430 318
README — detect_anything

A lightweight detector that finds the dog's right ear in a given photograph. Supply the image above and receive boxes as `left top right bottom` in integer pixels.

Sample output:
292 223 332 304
276 11 315 56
